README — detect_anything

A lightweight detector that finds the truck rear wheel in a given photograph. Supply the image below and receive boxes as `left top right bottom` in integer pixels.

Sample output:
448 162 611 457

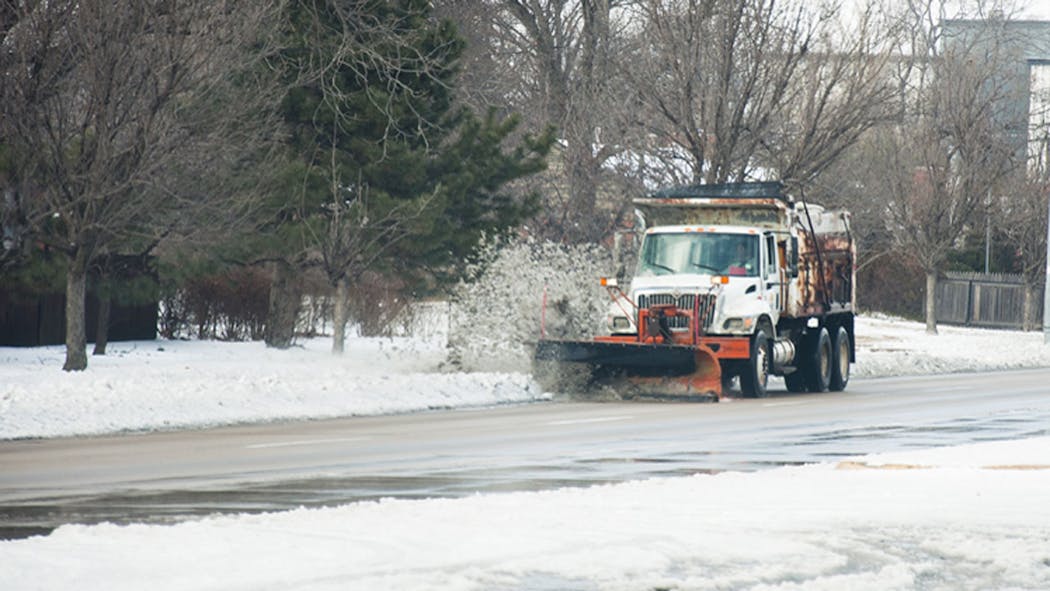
739 328 770 398
804 327 832 392
829 326 851 391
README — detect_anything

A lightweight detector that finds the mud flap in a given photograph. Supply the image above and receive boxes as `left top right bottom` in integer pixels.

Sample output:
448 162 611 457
534 339 723 400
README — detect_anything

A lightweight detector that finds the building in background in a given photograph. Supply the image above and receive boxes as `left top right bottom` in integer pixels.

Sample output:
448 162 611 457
943 18 1050 172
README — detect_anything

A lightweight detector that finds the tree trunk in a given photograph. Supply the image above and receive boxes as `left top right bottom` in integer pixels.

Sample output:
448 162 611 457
92 293 111 355
265 261 301 349
566 144 600 242
1023 282 1038 332
924 269 938 335
332 276 349 354
63 253 89 371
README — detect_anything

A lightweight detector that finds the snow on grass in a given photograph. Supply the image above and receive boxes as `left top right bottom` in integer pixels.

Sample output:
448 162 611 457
1 436 1048 591
0 333 545 441
853 314 1050 377
2 312 1050 440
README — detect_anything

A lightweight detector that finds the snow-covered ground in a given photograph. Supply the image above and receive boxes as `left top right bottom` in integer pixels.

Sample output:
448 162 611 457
3 313 1050 590
0 316 542 441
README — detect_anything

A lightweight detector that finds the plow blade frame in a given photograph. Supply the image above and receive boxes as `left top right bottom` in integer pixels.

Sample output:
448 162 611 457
535 338 723 400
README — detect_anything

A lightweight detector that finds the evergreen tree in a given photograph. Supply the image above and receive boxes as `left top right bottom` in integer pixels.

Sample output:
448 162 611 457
262 0 553 349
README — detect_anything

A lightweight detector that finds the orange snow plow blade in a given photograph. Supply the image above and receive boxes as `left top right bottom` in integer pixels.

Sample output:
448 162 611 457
533 339 723 401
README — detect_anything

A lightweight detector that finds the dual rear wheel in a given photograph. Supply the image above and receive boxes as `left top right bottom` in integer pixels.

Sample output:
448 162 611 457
829 325 851 391
736 322 851 397
783 325 850 393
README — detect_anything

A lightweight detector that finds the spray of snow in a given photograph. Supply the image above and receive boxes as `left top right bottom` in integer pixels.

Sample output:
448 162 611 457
446 237 613 372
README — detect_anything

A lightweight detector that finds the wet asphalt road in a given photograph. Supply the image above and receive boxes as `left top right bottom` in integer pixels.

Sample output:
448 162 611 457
1 368 1049 539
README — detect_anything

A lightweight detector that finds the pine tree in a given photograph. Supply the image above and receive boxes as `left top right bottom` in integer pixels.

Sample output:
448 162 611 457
262 0 553 349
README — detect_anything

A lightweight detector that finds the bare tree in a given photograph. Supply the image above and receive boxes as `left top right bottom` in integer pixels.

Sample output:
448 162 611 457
630 0 817 184
432 1 520 112
877 1 1024 334
1001 176 1048 330
1001 70 1050 330
0 1 283 369
625 0 900 190
765 4 900 185
449 0 639 243
304 142 432 354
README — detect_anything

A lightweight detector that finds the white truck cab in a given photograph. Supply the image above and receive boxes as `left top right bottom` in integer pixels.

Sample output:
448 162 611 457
609 225 783 338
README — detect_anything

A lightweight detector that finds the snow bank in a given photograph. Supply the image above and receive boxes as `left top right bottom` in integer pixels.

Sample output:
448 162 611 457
2 436 1048 591
853 314 1050 377
3 313 1050 440
0 334 545 440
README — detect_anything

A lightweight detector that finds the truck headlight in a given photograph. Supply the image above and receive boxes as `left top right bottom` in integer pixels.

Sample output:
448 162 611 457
611 316 632 330
723 317 754 331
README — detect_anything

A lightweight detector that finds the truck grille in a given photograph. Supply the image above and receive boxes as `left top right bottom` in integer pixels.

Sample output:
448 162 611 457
637 293 717 330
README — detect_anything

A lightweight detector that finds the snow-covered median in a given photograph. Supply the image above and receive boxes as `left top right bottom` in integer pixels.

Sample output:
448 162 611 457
3 314 1050 440
1 437 1048 591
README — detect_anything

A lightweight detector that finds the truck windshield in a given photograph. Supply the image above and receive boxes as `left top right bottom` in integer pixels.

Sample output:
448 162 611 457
636 232 759 277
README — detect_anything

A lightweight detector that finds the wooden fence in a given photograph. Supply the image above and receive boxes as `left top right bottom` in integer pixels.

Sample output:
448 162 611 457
935 271 1042 330
0 290 157 346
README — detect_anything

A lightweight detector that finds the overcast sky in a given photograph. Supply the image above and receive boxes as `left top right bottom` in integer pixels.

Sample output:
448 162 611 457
1019 1 1050 20
867 1 1050 21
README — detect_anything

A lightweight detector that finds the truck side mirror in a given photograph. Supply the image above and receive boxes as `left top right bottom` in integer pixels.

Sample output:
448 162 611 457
788 236 799 277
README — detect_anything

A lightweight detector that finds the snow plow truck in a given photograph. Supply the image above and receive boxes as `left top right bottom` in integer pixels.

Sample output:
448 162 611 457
534 181 856 400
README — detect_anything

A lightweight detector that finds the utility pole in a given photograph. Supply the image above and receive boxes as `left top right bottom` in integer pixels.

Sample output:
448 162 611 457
1044 190 1050 343
985 189 992 274
986 214 991 274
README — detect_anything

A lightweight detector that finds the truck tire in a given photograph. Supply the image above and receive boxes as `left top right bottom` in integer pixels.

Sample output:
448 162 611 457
739 328 770 398
804 327 832 392
829 326 851 391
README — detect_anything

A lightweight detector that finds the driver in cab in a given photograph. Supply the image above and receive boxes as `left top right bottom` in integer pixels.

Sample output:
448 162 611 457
725 240 755 276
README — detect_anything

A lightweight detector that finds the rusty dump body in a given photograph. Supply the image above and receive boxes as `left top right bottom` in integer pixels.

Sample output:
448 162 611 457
534 181 856 401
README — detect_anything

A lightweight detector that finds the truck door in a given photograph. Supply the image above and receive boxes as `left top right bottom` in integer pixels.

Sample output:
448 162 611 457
763 232 780 323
